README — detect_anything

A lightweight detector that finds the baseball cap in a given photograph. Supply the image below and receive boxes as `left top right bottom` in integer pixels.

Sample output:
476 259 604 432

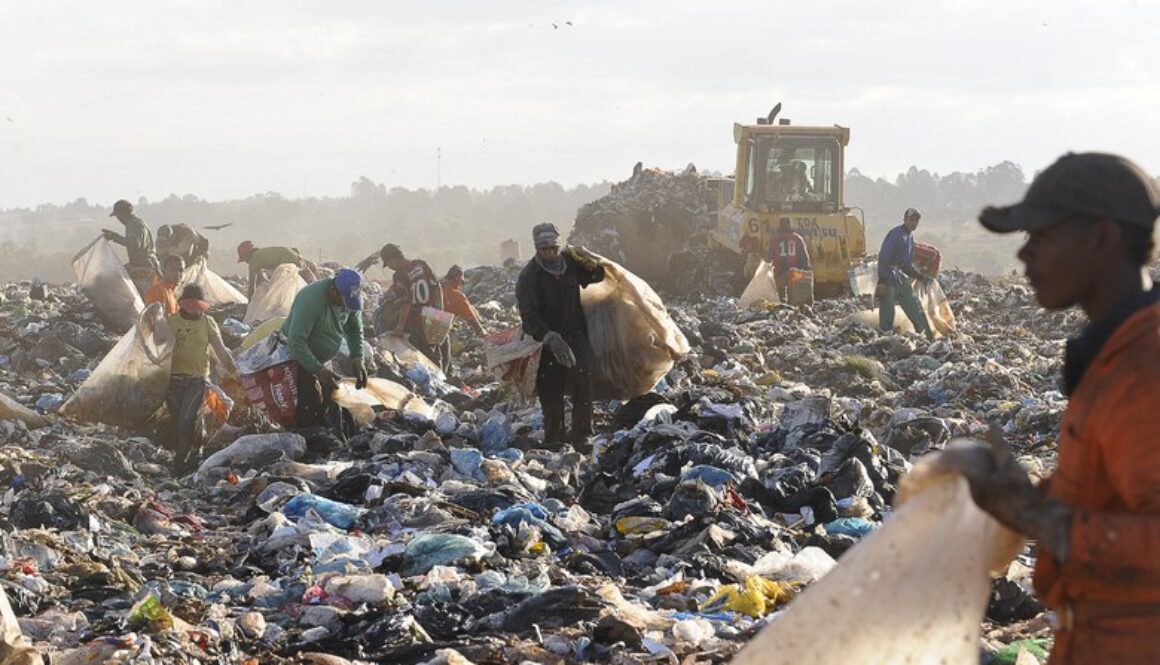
109 199 133 217
532 222 561 249
979 152 1159 234
177 285 210 313
333 268 363 311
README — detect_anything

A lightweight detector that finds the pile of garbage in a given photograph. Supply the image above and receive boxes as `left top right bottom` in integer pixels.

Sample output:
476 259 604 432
3 259 1151 664
568 165 718 291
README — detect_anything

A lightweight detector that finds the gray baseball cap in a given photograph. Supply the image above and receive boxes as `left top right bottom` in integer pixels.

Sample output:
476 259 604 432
979 152 1159 233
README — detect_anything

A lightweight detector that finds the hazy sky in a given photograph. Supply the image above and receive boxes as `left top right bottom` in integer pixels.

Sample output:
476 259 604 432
1 0 1157 209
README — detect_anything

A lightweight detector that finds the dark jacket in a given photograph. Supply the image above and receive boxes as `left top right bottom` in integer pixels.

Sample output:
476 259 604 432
877 224 922 287
516 255 605 341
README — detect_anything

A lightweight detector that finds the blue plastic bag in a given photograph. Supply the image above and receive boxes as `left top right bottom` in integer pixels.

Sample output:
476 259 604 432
282 493 364 530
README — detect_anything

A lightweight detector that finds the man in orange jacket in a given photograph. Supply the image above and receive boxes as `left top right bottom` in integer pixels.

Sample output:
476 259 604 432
948 152 1160 664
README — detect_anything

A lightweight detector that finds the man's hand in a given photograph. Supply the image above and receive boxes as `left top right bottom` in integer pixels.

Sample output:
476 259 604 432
314 367 341 395
542 331 576 368
874 282 888 300
940 428 1072 561
354 358 368 390
564 246 601 272
101 229 118 241
389 326 406 339
355 255 377 273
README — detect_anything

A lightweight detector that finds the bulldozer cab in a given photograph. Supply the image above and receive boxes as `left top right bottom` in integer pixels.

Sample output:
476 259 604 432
714 114 866 297
745 136 842 214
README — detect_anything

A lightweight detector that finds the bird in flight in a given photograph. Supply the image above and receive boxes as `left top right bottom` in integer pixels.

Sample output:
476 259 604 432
203 223 234 231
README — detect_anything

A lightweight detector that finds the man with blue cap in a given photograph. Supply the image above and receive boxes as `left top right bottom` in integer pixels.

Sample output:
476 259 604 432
282 268 367 428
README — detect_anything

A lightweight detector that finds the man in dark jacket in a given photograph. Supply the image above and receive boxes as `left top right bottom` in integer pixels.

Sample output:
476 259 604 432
516 223 605 447
877 207 933 335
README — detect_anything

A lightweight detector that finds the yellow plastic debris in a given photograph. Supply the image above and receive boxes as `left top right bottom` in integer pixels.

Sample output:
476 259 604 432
614 516 671 535
700 576 796 617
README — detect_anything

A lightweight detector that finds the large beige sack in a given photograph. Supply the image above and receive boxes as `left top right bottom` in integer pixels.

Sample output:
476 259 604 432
732 443 1024 665
181 258 248 307
916 279 958 337
0 394 49 429
244 263 306 324
738 260 781 309
333 378 433 424
72 236 144 331
60 304 173 428
840 308 915 334
581 258 690 399
0 580 43 665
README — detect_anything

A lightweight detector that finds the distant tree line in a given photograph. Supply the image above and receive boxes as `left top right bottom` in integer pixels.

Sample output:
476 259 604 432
5 160 1135 285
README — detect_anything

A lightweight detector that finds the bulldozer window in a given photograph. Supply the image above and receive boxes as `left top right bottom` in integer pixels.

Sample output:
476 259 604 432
746 138 839 213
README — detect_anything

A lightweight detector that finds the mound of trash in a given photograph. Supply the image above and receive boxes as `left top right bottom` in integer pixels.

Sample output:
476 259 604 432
0 260 1150 663
568 165 718 291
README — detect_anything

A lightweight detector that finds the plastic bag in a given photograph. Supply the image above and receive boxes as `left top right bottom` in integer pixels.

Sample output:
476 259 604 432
421 306 455 346
236 326 299 426
916 279 957 337
581 258 690 400
731 443 1024 665
401 533 490 576
180 258 248 307
786 268 814 306
332 377 433 425
60 304 173 428
847 259 879 298
72 236 144 331
738 260 781 309
379 335 445 376
484 326 542 402
701 576 796 618
244 263 306 324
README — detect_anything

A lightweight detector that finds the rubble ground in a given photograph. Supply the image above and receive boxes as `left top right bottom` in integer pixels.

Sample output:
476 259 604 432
2 262 1152 664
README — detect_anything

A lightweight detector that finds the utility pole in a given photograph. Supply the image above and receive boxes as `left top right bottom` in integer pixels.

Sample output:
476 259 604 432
436 147 442 192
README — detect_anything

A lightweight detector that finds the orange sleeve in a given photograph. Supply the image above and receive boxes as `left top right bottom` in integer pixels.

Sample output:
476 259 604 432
442 289 478 322
1064 360 1160 584
144 281 178 316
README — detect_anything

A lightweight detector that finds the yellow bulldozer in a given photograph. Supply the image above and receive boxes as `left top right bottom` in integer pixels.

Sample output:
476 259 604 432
570 104 867 298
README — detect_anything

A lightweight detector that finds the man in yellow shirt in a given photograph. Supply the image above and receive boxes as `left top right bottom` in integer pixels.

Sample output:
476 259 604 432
163 284 238 474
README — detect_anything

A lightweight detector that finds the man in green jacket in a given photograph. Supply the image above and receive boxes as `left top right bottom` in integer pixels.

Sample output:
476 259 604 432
103 199 159 295
282 268 368 428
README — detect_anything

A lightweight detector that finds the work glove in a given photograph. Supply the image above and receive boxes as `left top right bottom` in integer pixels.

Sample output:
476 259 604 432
354 358 368 390
314 367 341 396
564 246 601 272
939 427 1072 561
542 331 576 368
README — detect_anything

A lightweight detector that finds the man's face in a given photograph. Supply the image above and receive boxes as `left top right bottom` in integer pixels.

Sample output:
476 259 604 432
904 215 921 232
537 246 560 262
1017 217 1098 311
163 258 185 283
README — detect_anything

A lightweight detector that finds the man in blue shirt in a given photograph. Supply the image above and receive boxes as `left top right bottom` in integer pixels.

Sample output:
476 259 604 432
877 208 933 335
